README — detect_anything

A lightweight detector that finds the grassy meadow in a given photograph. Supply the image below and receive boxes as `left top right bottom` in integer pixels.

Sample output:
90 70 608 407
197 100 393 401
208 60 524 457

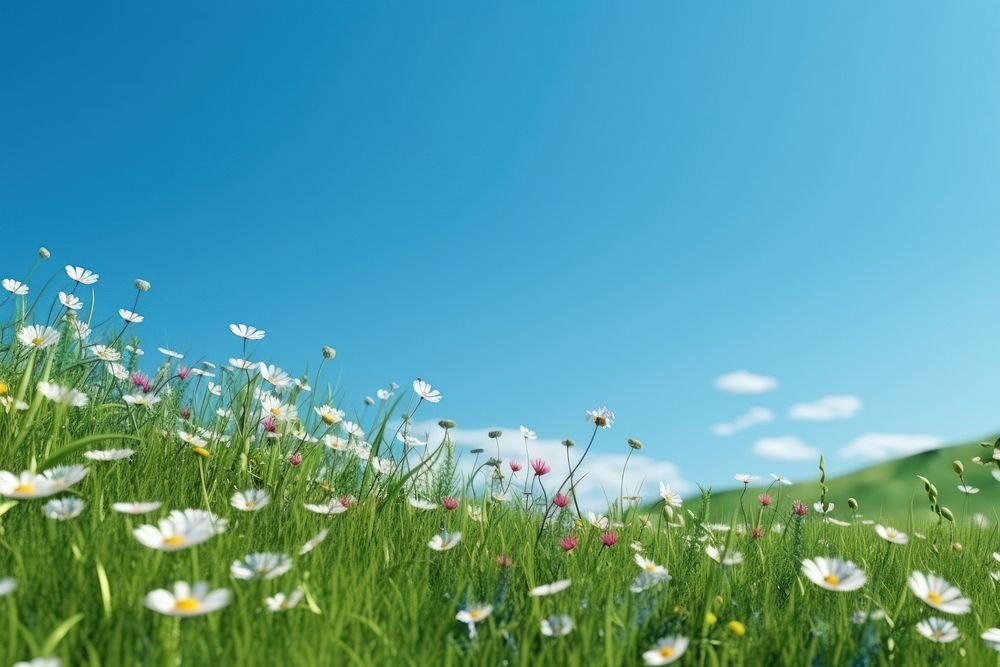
1 255 1000 666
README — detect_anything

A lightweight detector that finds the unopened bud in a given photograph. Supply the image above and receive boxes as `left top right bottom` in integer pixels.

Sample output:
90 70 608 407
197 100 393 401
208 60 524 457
848 497 859 511
952 460 964 475
951 542 963 554
38 246 50 259
562 438 575 447
488 430 502 439
439 419 456 429
364 396 375 406
134 278 151 292
322 346 336 359
940 507 955 522
627 438 643 450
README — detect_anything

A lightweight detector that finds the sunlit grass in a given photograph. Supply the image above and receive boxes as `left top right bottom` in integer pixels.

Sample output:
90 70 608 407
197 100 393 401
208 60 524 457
1 253 999 666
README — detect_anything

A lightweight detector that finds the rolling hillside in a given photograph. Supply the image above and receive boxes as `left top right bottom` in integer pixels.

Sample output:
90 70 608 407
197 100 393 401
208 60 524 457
700 436 1000 524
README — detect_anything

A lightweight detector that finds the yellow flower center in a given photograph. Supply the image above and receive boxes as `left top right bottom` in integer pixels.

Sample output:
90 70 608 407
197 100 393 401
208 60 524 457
321 414 335 425
13 483 35 495
192 447 210 458
245 501 255 509
927 592 943 605
0 382 9 396
173 597 201 613
468 609 483 620
644 564 655 572
270 407 281 416
32 337 44 346
163 535 185 547
659 646 674 658
823 574 840 586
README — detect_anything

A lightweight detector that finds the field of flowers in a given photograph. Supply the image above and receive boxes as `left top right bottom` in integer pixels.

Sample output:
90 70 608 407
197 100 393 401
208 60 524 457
1 250 1000 666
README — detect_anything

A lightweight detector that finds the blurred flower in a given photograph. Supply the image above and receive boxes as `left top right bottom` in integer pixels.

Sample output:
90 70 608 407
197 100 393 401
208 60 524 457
801 557 866 592
908 572 971 614
413 378 442 403
642 636 689 665
144 581 231 617
230 323 265 340
231 552 292 581
916 617 959 643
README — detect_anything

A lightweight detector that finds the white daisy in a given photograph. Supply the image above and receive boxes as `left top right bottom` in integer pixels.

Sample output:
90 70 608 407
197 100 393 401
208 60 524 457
2 278 28 296
907 572 971 614
540 615 574 637
735 473 759 485
265 589 304 612
258 363 291 388
18 325 61 349
916 617 959 643
37 381 87 407
133 509 227 551
69 320 91 341
412 378 442 403
874 524 908 545
111 501 162 515
659 482 682 508
231 489 270 512
299 529 329 555
456 604 492 624
801 557 867 592
705 545 744 566
303 499 350 515
230 323 266 340
983 628 1000 652
528 579 571 597
123 393 161 408
158 347 184 359
585 406 615 428
642 636 689 665
230 552 292 581
118 309 144 324
408 497 438 511
65 265 99 285
58 291 82 310
144 581 231 617
0 577 16 597
84 448 134 461
520 425 537 439
376 388 393 401
770 473 793 485
0 470 60 499
42 497 85 520
315 405 344 425
957 485 979 494
428 531 462 551
229 357 254 370
42 465 87 491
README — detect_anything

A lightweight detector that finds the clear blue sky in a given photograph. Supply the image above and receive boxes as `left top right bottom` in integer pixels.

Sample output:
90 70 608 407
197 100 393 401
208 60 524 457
3 2 999 495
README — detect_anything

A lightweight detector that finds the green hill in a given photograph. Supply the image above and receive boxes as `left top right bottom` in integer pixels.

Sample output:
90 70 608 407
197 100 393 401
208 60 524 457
700 436 1000 524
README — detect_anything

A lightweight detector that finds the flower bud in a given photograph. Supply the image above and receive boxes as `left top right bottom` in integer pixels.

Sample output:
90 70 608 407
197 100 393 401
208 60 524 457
38 246 50 259
438 419 456 429
952 460 964 475
322 346 336 359
727 621 746 638
940 506 955 522
562 438 575 447
488 430 502 439
364 396 375 406
134 278 151 292
627 437 643 450
951 541 963 554
848 497 858 511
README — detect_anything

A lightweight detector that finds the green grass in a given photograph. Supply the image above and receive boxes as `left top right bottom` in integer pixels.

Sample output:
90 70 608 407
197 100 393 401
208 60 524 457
1 271 1000 666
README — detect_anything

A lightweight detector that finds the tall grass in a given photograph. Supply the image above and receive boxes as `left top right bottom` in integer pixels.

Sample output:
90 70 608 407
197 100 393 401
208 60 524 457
1 255 999 666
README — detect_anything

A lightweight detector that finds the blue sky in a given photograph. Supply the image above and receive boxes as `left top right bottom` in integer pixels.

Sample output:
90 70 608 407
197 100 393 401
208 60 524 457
3 3 1000 499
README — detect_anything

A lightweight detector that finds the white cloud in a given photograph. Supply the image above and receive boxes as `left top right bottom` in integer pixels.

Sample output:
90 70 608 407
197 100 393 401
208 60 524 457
714 370 778 394
711 407 774 436
839 433 943 460
788 395 862 421
408 421 693 510
752 436 821 461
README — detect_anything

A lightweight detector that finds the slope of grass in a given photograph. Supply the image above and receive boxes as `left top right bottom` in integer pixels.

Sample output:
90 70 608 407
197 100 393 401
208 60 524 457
704 438 1000 524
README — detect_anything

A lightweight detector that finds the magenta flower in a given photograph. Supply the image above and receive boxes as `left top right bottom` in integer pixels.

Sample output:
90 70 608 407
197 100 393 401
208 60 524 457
177 366 190 380
509 460 523 472
496 553 513 569
559 534 578 551
262 416 277 433
131 372 151 393
531 459 551 476
600 531 619 548
441 496 459 511
758 493 772 507
179 408 191 420
553 492 569 508
288 451 302 466
793 500 808 517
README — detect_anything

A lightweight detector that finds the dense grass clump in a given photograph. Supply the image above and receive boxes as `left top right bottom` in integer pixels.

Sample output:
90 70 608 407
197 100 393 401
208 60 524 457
1 258 1000 666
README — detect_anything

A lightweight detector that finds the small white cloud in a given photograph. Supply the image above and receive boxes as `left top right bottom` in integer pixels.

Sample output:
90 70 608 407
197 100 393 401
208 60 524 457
788 395 862 421
711 407 774 436
714 370 778 394
753 436 820 461
839 433 943 460
409 421 693 510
